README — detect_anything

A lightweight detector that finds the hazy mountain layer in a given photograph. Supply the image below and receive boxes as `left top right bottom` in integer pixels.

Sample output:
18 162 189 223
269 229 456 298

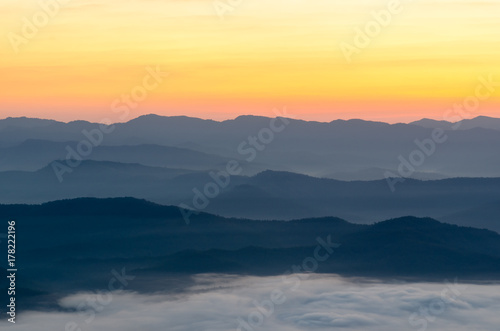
1 164 499 232
1 115 500 178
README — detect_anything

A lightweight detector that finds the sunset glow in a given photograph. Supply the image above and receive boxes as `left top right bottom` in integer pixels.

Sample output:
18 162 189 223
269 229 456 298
1 0 499 122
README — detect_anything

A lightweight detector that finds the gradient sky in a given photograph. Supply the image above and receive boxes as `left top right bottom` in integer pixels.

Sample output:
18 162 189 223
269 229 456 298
1 0 499 123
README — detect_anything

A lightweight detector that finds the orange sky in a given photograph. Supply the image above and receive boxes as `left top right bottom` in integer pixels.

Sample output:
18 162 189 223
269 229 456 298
1 0 499 123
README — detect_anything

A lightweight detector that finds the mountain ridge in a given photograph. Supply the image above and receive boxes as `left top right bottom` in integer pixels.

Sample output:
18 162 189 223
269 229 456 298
3 114 499 127
5 197 500 309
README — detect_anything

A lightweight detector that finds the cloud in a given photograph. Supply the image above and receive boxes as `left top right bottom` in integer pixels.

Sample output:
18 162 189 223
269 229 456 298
8 274 500 331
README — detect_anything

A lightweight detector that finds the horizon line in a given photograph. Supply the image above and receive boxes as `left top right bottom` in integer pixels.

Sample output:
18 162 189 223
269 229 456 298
1 113 498 126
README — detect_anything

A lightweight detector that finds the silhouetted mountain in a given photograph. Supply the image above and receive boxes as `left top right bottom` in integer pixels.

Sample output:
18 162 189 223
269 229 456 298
410 118 456 130
2 115 500 177
3 198 500 310
458 116 500 131
0 139 232 172
411 116 500 131
321 167 448 181
205 171 500 232
143 216 500 277
0 160 205 204
441 201 500 231
1 167 500 232
0 117 57 130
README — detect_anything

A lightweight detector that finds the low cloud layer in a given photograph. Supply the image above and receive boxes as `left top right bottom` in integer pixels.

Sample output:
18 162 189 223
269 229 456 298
9 274 500 331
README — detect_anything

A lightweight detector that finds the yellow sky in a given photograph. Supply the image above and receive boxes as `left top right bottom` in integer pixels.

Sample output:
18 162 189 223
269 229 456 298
1 0 499 123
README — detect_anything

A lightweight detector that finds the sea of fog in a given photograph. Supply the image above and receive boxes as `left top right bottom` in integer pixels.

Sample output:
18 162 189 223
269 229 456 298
10 274 500 330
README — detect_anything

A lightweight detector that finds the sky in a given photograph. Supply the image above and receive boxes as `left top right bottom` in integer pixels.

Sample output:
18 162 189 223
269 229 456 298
1 0 499 123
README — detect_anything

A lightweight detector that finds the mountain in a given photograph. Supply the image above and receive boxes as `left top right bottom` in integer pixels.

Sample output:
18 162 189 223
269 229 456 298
0 117 58 147
411 116 500 131
441 200 500 230
0 139 234 172
3 198 500 310
458 116 500 131
0 160 205 204
143 217 500 277
410 118 456 130
1 166 500 232
205 171 500 231
2 115 500 178
321 167 448 181
0 117 58 131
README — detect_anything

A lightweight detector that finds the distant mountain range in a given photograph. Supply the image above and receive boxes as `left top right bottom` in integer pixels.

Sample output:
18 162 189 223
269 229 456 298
1 115 500 178
1 164 499 232
205 171 500 231
322 166 449 181
0 139 232 172
2 115 499 315
410 116 500 131
2 197 500 310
